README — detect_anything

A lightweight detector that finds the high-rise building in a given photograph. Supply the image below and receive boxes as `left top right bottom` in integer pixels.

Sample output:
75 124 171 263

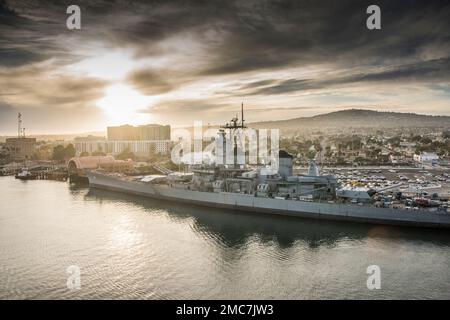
5 137 36 160
107 124 170 141
138 124 171 140
76 124 172 157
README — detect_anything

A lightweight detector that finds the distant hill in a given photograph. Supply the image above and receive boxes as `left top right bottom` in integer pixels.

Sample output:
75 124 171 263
249 109 450 131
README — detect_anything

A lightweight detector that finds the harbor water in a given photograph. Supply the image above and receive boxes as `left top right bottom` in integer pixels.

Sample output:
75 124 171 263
0 176 449 299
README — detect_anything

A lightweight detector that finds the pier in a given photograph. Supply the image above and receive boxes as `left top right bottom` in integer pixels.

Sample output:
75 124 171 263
34 169 68 181
2 161 69 181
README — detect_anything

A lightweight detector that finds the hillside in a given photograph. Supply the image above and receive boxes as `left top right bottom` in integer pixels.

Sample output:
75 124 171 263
249 109 450 131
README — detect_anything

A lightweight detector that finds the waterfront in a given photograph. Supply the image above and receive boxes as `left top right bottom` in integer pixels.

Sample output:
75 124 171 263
1 176 450 299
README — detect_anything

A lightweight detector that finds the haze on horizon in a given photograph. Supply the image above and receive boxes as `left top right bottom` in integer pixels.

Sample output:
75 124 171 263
0 0 449 135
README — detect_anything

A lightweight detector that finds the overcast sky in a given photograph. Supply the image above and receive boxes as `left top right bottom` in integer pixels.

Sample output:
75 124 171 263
0 0 449 134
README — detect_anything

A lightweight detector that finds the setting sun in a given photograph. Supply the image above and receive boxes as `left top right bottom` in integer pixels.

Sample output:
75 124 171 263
96 84 155 125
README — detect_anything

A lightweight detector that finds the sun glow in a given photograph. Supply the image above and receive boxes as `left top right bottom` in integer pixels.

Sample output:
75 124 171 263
67 49 137 80
97 84 155 125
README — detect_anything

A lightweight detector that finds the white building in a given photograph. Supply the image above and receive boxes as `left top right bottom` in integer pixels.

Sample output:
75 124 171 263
413 152 439 163
74 140 172 157
108 140 171 155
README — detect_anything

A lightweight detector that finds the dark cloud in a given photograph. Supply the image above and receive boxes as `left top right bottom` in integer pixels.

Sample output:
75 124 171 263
34 75 107 105
0 48 45 67
0 0 61 66
1 0 450 130
142 98 238 125
147 99 231 114
1 0 449 75
127 69 178 95
238 57 450 95
197 0 450 75
2 0 450 73
0 64 108 105
238 80 277 90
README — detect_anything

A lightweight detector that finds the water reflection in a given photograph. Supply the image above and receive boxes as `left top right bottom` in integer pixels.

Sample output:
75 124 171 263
85 188 450 250
2 177 450 299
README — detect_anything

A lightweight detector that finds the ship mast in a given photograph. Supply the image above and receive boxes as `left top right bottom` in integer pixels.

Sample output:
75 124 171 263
18 113 22 138
219 103 248 169
241 102 245 128
221 103 247 130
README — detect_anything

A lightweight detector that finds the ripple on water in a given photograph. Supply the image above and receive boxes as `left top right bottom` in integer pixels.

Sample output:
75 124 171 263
1 177 450 299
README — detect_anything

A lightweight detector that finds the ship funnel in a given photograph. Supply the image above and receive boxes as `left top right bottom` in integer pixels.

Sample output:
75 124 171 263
308 160 319 176
278 150 293 178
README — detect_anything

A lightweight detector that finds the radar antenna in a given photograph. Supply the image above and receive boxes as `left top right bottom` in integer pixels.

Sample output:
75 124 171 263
219 103 248 168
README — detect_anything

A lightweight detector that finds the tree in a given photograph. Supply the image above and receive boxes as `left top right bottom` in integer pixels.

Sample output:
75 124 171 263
420 137 432 145
336 157 347 165
116 148 136 161
305 150 316 160
64 144 76 159
52 145 66 161
35 144 53 160
387 136 401 147
80 151 90 157
411 135 422 142
52 144 76 161
415 147 423 155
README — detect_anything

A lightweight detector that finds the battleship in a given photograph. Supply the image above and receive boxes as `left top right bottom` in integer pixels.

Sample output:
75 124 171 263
86 106 450 229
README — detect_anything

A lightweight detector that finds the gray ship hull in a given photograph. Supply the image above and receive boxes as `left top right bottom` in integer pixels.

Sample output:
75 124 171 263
87 171 450 229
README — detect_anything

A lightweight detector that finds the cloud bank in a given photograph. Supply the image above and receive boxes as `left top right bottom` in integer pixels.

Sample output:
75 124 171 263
0 0 449 133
